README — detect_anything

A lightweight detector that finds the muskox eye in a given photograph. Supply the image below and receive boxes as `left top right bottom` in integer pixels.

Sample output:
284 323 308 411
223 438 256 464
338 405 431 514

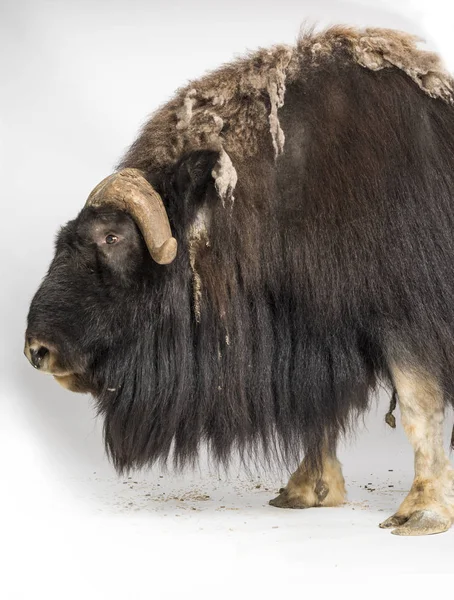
105 234 118 244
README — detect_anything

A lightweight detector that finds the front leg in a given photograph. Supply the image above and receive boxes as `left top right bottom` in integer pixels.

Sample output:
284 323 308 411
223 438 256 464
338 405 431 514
269 444 346 509
380 364 454 535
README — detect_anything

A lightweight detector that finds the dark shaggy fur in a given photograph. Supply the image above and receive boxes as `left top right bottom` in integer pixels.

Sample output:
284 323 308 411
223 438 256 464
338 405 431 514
27 29 454 475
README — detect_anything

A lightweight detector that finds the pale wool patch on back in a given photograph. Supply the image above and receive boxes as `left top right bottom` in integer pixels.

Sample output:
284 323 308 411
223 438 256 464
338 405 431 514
300 26 454 104
353 29 453 103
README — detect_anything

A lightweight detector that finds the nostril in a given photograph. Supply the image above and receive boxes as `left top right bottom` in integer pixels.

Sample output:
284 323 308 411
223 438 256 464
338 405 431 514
30 345 49 369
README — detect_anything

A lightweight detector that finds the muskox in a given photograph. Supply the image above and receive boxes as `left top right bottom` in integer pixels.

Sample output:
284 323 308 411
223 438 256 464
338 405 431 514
25 26 454 535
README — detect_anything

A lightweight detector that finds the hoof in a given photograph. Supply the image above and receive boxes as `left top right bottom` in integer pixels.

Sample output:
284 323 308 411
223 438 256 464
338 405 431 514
380 510 451 536
379 515 407 529
269 488 309 509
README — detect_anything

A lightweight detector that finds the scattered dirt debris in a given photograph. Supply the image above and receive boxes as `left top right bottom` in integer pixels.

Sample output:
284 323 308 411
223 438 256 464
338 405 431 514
158 492 211 502
347 501 370 510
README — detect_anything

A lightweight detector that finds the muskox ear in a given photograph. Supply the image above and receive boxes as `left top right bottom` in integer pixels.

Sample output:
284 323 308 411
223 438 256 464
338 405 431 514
173 150 220 198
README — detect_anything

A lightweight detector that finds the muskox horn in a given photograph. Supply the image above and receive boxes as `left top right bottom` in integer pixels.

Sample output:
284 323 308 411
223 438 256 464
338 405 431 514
85 168 177 264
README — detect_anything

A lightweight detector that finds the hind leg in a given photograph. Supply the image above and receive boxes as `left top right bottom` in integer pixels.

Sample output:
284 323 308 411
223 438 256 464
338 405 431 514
380 364 454 535
269 443 346 509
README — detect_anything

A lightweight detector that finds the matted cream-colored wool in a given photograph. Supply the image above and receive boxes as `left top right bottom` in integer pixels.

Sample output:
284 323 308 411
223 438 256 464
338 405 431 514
125 43 297 196
300 26 453 103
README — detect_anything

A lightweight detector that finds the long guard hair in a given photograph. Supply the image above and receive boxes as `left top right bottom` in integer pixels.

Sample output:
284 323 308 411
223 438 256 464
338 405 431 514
93 26 454 474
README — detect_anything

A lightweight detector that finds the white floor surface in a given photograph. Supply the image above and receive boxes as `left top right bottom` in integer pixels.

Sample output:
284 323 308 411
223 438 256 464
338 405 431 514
2 387 454 599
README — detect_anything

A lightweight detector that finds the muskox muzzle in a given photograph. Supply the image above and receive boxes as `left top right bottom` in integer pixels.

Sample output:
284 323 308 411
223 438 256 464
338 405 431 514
25 339 51 370
24 335 72 377
24 332 92 393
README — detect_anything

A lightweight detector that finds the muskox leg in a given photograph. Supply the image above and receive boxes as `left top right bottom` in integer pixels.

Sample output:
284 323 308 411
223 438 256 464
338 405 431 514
380 365 454 535
269 444 346 509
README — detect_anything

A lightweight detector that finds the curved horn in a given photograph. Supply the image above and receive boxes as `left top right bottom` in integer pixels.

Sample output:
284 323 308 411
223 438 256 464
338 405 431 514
85 168 177 265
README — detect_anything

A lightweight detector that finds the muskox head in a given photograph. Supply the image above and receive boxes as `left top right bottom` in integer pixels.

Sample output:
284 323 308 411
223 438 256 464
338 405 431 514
24 168 178 395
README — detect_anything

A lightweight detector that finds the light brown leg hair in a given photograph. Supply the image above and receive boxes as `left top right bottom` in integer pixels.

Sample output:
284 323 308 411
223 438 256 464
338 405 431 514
269 444 346 509
380 364 454 535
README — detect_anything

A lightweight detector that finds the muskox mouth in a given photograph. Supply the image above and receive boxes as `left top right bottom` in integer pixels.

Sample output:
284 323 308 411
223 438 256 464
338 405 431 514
53 372 119 396
53 373 93 394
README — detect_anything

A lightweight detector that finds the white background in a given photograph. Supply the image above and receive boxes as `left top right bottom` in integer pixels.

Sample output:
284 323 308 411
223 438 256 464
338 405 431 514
2 1 454 598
